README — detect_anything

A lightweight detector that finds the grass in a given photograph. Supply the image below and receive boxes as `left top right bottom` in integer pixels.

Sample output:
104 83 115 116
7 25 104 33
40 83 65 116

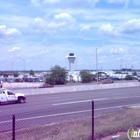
1 108 140 140
94 108 140 139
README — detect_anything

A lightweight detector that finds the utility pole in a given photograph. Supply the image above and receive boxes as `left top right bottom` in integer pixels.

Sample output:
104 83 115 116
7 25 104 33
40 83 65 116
96 46 101 83
23 59 25 81
120 59 123 70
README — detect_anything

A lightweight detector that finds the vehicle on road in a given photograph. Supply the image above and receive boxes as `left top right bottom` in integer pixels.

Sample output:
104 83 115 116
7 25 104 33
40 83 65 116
36 83 54 88
99 78 114 84
0 89 26 104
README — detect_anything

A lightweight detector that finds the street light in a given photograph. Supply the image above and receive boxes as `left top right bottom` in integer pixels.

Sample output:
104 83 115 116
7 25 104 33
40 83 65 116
23 59 25 72
23 59 25 81
120 59 123 70
12 62 13 75
96 46 101 83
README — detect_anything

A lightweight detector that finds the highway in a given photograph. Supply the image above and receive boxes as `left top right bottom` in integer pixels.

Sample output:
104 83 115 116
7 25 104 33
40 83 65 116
0 86 140 131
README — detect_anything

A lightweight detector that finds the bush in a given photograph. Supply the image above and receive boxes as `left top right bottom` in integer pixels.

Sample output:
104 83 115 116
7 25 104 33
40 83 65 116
80 70 93 83
45 65 67 85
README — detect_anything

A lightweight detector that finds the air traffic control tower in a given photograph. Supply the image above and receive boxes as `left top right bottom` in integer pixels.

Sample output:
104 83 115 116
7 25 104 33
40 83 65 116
67 53 76 72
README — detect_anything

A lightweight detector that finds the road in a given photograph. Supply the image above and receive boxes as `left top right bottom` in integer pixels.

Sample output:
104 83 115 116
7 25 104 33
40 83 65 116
0 86 140 132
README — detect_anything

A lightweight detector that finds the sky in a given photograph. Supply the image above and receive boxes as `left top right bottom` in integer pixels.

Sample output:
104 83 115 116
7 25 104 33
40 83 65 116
1 0 140 71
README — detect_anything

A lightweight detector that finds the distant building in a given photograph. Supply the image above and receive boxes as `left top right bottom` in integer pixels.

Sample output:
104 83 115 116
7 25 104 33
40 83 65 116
67 53 76 72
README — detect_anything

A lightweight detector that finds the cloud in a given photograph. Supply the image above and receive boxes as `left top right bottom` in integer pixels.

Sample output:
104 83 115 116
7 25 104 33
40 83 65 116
98 23 119 37
31 0 100 7
133 0 140 5
9 47 21 52
31 0 60 6
80 25 91 33
107 0 129 4
30 13 76 34
54 13 75 22
30 17 46 34
31 0 41 6
38 50 51 54
110 47 124 54
119 19 140 34
0 25 21 39
106 0 130 7
43 0 60 4
98 18 140 38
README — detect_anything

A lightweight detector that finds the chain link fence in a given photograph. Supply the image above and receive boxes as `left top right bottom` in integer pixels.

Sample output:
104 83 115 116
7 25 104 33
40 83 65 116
0 101 94 140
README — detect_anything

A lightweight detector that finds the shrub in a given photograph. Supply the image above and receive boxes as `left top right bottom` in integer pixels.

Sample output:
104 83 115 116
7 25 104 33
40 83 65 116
45 65 67 85
80 70 93 83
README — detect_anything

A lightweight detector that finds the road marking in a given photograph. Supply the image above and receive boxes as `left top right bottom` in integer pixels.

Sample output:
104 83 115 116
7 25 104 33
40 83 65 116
0 110 91 124
44 97 61 100
1 103 140 124
53 99 92 105
53 95 140 106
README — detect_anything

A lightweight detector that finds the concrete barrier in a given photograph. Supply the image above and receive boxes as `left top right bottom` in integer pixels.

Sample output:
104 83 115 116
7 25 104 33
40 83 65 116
9 81 140 96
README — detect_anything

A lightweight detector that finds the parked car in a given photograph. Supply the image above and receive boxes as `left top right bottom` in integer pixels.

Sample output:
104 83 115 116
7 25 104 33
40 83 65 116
36 83 54 88
7 79 15 83
99 78 114 84
15 78 23 82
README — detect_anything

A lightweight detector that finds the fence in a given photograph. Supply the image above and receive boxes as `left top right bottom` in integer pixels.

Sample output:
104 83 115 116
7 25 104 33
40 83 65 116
0 101 94 140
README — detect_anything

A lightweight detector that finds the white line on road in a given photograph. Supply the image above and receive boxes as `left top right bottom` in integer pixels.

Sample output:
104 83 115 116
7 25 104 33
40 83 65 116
52 98 109 105
44 97 61 100
53 99 92 105
53 95 140 106
0 110 91 124
1 103 140 124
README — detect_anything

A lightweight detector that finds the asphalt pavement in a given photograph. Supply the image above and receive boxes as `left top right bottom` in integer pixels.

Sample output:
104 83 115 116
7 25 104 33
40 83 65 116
1 86 140 132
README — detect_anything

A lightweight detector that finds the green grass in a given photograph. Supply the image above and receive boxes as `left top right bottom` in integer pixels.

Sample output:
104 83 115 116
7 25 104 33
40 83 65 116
1 108 140 140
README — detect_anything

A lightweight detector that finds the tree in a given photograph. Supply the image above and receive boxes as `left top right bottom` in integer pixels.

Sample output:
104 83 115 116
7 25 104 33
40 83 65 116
133 71 137 76
80 70 93 83
45 65 67 85
29 69 35 76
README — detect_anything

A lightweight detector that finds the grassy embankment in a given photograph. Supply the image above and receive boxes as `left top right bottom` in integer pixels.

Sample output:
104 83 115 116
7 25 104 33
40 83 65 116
1 108 140 140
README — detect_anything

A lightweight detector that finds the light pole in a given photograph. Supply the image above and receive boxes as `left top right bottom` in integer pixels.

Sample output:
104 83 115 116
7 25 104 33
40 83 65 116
76 61 77 71
23 59 25 81
96 46 101 83
120 59 123 70
12 62 13 75
23 59 25 72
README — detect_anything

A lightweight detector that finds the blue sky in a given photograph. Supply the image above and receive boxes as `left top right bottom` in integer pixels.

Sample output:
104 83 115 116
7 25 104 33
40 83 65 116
1 0 140 71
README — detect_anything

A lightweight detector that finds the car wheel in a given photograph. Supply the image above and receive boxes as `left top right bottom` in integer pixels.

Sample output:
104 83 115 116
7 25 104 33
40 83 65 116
18 98 25 103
